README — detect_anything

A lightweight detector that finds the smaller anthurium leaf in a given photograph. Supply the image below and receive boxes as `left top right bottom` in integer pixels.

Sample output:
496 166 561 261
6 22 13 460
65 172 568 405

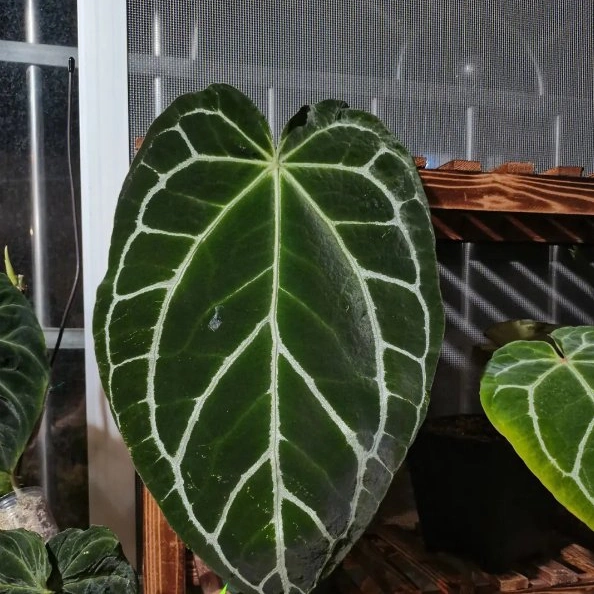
47 526 138 594
0 273 50 475
0 529 52 593
484 319 560 347
481 326 594 530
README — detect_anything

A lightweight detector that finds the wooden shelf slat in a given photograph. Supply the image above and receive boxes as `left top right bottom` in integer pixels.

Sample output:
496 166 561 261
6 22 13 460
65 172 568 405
491 162 535 175
419 169 594 216
437 159 482 172
542 166 584 177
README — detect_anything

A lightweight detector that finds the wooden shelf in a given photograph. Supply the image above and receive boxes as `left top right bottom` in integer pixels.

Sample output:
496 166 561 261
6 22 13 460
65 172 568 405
420 169 594 216
329 524 594 594
418 161 594 243
141 494 594 594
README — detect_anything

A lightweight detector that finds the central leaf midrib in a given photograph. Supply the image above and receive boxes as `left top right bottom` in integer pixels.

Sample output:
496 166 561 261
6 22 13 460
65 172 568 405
269 160 289 589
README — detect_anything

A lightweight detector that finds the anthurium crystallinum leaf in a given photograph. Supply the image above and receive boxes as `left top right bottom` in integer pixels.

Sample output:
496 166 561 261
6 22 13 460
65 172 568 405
0 273 49 477
93 84 444 594
47 526 138 593
0 530 51 593
0 528 137 594
481 326 594 531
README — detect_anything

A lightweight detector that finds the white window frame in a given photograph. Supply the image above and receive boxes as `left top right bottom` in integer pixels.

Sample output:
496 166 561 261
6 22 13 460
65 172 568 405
78 0 136 565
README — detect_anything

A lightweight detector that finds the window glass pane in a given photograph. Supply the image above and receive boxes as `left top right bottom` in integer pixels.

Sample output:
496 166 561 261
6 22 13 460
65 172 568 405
1 1 84 529
43 65 82 327
0 62 31 271
20 349 88 529
0 1 24 41
0 0 77 46
0 62 82 327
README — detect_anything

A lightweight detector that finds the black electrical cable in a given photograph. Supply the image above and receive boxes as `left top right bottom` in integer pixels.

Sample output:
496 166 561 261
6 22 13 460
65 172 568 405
50 56 80 368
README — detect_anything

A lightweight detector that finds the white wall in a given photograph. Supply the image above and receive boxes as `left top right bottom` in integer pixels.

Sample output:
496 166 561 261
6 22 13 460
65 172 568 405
77 0 136 565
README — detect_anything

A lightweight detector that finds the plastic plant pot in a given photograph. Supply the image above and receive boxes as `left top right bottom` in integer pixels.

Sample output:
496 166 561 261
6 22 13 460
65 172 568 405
0 486 59 541
407 415 562 573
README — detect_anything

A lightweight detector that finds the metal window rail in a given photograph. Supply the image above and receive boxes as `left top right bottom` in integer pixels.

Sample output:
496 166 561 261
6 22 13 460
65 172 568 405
0 40 77 68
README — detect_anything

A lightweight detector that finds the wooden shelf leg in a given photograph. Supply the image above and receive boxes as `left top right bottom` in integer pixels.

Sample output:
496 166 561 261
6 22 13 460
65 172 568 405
142 486 186 594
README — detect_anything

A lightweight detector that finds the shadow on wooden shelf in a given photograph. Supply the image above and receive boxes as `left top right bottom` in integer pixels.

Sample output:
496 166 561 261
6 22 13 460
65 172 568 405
328 524 594 594
431 210 594 243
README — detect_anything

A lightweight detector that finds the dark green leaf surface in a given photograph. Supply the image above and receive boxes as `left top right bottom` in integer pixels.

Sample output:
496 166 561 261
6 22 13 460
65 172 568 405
94 84 444 593
47 527 138 593
0 529 51 593
0 273 50 475
481 326 594 530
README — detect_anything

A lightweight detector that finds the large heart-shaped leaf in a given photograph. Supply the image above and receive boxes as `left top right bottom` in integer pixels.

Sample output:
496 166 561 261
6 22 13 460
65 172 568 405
481 326 594 530
47 527 138 593
0 529 51 593
93 84 444 593
0 273 50 477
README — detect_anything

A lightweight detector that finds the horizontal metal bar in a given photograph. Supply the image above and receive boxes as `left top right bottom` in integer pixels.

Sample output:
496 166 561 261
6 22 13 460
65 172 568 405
43 327 85 349
128 53 585 113
0 40 77 68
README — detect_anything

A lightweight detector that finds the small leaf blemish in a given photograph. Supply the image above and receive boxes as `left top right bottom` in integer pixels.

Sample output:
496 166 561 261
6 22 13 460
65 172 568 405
208 306 223 331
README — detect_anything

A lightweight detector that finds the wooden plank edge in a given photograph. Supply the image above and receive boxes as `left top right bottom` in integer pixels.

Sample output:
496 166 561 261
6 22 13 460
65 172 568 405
142 486 186 594
420 169 594 215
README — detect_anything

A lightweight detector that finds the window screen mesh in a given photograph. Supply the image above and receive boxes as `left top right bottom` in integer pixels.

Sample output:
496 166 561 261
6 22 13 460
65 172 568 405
127 1 594 414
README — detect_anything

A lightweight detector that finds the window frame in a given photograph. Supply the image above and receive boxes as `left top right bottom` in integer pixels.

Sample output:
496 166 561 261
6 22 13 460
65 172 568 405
78 0 136 565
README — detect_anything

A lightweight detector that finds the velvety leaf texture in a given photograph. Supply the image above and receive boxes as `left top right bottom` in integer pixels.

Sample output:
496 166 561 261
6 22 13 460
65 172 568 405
0 273 50 475
93 84 444 593
47 527 138 593
481 326 594 531
0 529 51 593
0 528 137 594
